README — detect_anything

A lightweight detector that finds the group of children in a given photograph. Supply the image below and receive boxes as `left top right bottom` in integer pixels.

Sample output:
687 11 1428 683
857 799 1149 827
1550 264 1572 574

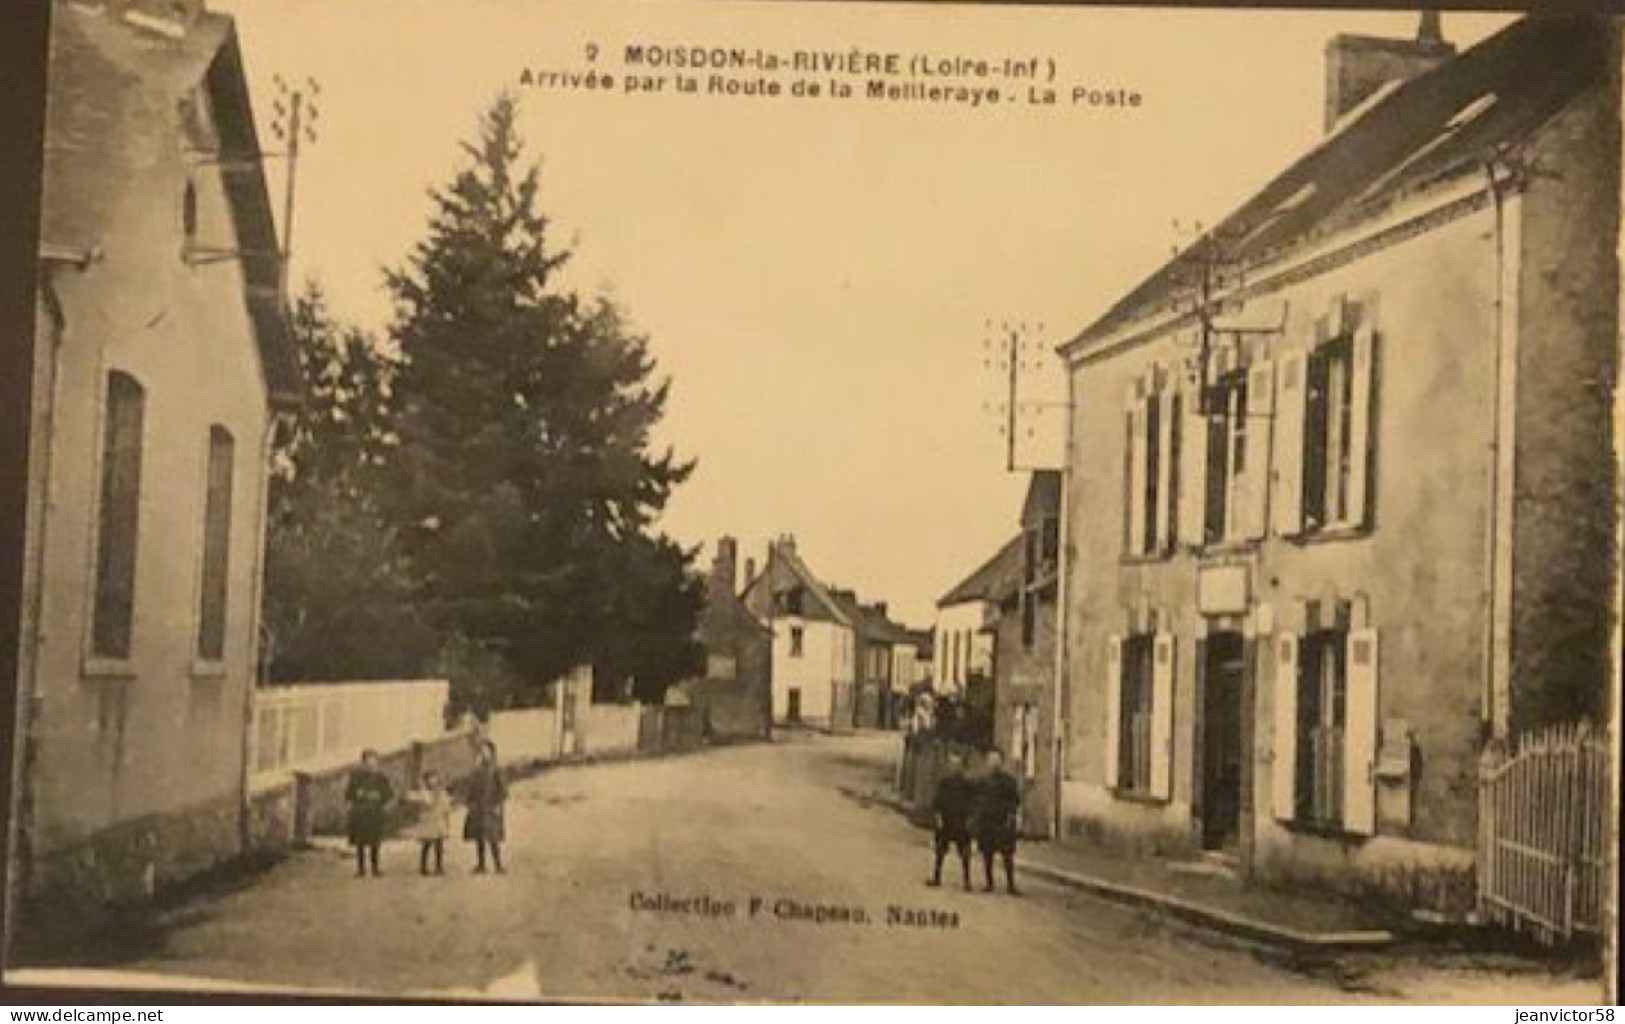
927 747 1023 895
343 739 510 878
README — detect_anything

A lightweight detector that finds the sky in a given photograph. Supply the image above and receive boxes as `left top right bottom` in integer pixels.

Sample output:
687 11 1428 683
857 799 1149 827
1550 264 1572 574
214 0 1514 625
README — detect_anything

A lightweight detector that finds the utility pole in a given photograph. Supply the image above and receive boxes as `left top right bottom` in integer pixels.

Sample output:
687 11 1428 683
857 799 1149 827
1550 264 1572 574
982 319 1066 473
269 75 320 297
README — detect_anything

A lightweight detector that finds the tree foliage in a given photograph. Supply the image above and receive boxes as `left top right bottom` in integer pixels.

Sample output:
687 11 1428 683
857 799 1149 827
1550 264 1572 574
264 283 436 682
382 94 703 701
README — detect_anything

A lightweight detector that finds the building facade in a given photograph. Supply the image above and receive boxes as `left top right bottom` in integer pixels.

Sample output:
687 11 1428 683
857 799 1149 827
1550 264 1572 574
679 535 773 740
1057 16 1618 910
14 0 298 913
990 471 1062 837
740 536 856 730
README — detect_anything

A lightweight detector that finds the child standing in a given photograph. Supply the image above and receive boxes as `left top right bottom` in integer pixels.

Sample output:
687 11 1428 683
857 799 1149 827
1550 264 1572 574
405 770 452 875
463 740 508 874
345 749 394 878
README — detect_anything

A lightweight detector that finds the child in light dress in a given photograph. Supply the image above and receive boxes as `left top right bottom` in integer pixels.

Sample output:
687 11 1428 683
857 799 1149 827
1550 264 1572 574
405 769 452 875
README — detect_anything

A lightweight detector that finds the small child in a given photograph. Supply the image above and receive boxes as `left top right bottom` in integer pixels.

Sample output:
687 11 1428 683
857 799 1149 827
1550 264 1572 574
405 769 452 875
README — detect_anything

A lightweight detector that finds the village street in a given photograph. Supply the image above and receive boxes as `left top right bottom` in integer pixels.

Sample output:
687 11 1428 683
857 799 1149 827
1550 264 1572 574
72 733 1592 1004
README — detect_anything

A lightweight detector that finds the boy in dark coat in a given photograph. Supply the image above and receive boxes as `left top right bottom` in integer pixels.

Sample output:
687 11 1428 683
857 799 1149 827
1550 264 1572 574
974 748 1022 894
345 749 394 878
463 740 508 874
926 751 974 890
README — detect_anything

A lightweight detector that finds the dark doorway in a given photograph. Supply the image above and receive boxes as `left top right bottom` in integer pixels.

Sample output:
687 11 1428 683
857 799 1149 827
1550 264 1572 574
1201 632 1246 850
787 688 802 722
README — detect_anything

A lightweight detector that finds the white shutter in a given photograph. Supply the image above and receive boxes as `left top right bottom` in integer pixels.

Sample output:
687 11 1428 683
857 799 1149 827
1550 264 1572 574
1348 326 1377 528
1150 632 1175 800
1154 388 1176 552
1271 632 1299 821
1178 382 1208 546
1272 353 1307 537
1241 360 1275 539
1104 635 1122 789
1126 401 1147 556
1343 628 1379 836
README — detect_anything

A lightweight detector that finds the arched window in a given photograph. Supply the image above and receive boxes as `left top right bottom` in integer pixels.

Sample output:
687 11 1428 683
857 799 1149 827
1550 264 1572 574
91 371 145 660
182 179 198 251
197 425 234 662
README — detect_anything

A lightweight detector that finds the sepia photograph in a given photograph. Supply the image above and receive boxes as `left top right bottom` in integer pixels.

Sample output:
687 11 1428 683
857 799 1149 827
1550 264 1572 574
1 0 1619 1006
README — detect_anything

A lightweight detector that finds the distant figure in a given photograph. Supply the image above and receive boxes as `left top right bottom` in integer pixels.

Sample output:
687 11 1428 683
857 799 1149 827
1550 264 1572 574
926 751 974 890
974 748 1022 895
464 740 508 874
406 769 452 876
345 749 394 878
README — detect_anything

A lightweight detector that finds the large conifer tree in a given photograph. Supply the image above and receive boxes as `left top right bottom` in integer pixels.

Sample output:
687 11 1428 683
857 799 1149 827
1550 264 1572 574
385 94 700 699
265 283 433 681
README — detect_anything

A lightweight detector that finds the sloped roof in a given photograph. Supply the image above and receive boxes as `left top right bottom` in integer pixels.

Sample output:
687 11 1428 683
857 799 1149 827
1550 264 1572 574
1022 470 1062 525
42 3 300 408
938 534 1024 608
740 541 853 627
1064 15 1609 350
831 593 916 645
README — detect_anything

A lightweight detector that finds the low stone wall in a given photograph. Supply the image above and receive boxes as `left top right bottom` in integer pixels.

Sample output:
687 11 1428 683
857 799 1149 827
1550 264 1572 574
487 707 559 763
581 704 641 756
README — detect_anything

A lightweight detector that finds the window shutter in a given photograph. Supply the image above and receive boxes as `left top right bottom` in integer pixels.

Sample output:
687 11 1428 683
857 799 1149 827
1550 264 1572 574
1178 382 1207 546
1154 388 1176 552
1104 635 1122 789
1271 632 1299 821
1126 399 1147 556
1150 632 1175 800
1348 326 1377 528
1343 628 1379 836
1272 353 1306 537
1241 360 1275 539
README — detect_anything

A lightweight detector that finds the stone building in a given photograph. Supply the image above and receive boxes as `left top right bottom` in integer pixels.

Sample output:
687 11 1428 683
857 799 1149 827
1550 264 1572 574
740 535 856 730
677 536 773 741
990 471 1062 837
13 0 298 923
1055 16 1618 911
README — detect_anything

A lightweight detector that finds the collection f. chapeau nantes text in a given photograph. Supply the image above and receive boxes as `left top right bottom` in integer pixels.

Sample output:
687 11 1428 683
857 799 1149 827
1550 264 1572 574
519 43 1143 109
629 891 962 930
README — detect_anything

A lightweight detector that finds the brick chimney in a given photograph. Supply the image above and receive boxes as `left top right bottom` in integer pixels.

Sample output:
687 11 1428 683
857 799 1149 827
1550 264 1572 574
711 536 738 602
1324 12 1454 131
874 601 889 619
776 533 797 559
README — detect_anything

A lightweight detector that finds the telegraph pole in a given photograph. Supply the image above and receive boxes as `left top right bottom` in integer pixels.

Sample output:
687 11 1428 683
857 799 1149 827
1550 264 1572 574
982 319 1066 473
269 75 320 296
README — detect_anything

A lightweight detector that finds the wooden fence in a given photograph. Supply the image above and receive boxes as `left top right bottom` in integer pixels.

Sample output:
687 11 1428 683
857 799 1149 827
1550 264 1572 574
1477 721 1610 945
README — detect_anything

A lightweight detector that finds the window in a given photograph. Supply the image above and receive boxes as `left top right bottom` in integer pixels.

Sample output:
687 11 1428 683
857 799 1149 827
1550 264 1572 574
1204 369 1248 544
1306 336 1355 529
1271 624 1380 836
1123 382 1180 558
1279 296 1377 537
789 626 804 658
91 372 145 661
196 425 234 663
1116 635 1155 793
1106 632 1174 799
1021 592 1037 650
1295 630 1347 829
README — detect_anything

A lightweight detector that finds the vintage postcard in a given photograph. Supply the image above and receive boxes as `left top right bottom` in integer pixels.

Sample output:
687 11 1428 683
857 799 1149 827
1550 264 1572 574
2 0 1619 1005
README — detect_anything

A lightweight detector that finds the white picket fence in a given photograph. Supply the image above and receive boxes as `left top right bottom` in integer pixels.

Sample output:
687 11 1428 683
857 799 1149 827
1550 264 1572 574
1477 721 1610 945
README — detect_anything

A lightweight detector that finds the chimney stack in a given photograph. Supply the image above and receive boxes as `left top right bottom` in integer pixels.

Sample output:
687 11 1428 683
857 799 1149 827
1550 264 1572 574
776 533 797 558
711 536 738 600
743 557 757 589
1323 12 1454 132
875 601 889 619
